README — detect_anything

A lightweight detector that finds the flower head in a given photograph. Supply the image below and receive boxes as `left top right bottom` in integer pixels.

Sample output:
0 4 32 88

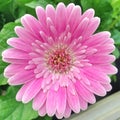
2 2 117 119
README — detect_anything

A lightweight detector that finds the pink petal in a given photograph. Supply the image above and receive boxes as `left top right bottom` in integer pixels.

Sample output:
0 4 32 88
102 83 112 92
63 103 71 118
2 58 28 64
75 81 96 104
72 17 89 39
66 3 75 16
22 78 43 103
96 44 115 54
80 71 90 85
21 14 41 37
83 31 111 46
46 88 57 116
56 112 64 119
38 103 46 116
88 55 115 64
16 82 31 101
95 64 118 74
8 70 34 85
83 67 111 84
46 5 55 24
55 3 66 33
67 85 80 113
67 81 76 95
84 17 100 38
2 48 30 60
33 90 46 110
36 6 46 26
79 96 88 110
68 5 81 32
4 64 25 78
7 38 31 52
83 81 107 96
56 87 66 115
15 26 37 43
81 8 95 19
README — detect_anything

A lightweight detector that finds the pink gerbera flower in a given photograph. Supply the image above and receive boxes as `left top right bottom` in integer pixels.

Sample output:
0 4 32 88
2 2 117 119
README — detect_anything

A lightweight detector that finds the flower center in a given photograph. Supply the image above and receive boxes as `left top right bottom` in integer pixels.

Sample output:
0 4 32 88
45 45 73 73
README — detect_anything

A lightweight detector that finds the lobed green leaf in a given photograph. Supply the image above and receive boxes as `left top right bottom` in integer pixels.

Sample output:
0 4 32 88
0 86 38 120
25 0 55 9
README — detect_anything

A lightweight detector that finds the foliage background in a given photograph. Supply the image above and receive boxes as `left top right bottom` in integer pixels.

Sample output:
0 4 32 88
0 0 120 120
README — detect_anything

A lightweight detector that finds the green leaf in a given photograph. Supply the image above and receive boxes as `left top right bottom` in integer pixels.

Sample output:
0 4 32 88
25 0 55 9
81 0 113 14
0 0 18 26
0 22 21 85
0 86 38 120
111 0 120 18
55 0 75 5
0 22 20 51
0 0 12 12
0 57 8 85
32 115 52 120
44 115 52 120
0 13 6 30
0 74 7 85
16 0 32 6
113 47 120 59
111 29 120 45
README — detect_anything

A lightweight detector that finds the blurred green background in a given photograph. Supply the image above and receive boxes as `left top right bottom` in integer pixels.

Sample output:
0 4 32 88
0 0 120 120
